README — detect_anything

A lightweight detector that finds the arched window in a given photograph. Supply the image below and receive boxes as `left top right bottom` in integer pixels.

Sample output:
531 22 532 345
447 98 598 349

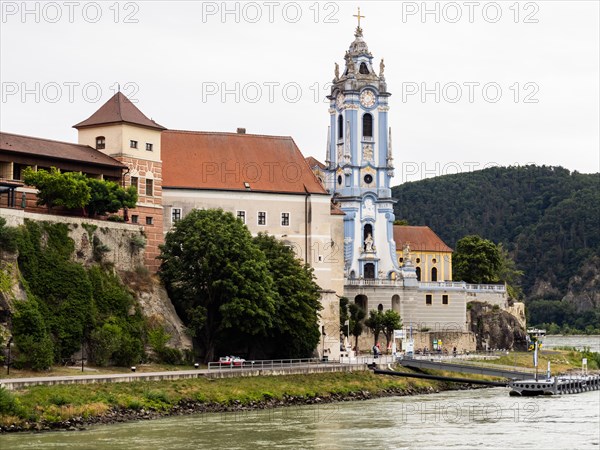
359 62 369 74
416 267 421 281
431 267 438 282
338 115 344 139
378 303 383 312
362 113 373 138
95 136 105 150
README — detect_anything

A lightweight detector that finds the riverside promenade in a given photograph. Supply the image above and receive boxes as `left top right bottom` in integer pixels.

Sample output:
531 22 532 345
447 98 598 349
0 359 367 391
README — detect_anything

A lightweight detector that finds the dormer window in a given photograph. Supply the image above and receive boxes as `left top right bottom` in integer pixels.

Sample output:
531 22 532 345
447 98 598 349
359 62 369 74
146 143 153 151
130 140 138 149
95 136 105 150
363 113 373 138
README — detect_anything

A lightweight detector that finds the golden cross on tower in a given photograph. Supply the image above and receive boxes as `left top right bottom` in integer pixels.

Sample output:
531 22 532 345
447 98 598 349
353 7 365 29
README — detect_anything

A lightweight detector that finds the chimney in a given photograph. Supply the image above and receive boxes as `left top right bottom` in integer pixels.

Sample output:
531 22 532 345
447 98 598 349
237 128 246 134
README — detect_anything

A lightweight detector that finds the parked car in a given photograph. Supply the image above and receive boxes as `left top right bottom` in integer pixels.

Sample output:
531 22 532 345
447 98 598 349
217 356 246 367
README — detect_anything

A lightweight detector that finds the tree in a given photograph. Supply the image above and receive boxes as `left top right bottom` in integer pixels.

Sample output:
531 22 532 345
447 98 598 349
159 209 276 363
253 233 322 359
381 310 402 351
453 235 502 284
83 177 138 217
339 297 350 337
12 298 54 371
365 310 384 346
23 167 90 212
498 243 524 299
348 302 366 351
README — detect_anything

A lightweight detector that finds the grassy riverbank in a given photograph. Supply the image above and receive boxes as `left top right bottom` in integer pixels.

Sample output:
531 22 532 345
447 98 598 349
473 349 599 372
1 370 459 431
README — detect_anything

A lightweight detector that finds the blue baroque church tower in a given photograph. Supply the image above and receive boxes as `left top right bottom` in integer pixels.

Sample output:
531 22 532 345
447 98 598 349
324 19 400 282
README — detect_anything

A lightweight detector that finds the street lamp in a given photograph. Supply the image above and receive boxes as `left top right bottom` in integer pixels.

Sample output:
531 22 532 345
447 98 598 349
6 336 13 375
321 325 327 362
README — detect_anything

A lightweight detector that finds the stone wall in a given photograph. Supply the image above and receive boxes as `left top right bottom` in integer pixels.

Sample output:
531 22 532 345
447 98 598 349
1 209 145 271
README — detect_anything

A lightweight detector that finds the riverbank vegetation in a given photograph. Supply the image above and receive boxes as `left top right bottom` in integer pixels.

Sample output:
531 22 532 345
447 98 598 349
0 371 446 431
473 349 600 372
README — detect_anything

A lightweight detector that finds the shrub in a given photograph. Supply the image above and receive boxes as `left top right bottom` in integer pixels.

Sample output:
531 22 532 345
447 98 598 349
0 217 19 253
0 387 25 417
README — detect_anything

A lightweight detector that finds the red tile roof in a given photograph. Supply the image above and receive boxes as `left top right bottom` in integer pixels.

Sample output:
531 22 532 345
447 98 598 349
0 132 126 169
306 156 326 170
393 225 453 253
73 92 166 131
162 131 328 195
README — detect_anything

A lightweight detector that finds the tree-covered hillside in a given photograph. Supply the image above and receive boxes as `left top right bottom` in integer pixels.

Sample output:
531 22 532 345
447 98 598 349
392 165 599 330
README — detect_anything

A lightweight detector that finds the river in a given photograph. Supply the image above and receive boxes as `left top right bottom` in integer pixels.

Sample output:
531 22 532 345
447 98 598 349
542 335 600 353
2 387 599 449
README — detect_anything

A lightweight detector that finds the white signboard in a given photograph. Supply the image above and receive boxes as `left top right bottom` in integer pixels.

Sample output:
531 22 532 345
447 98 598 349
394 329 405 339
406 340 414 353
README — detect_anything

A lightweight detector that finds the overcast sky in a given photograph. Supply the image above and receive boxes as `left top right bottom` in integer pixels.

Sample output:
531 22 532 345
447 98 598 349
1 1 598 183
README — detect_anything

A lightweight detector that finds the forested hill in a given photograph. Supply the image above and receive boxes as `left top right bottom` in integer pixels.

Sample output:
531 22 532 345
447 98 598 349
391 165 599 328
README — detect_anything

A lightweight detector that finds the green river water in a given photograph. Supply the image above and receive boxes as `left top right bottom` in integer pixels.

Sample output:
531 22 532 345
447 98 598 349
1 387 598 449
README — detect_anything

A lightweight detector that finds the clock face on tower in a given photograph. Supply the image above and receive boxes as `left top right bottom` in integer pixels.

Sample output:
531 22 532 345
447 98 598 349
336 93 345 109
360 90 376 108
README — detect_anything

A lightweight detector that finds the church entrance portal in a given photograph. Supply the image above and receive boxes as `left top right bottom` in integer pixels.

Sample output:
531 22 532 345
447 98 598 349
364 263 375 279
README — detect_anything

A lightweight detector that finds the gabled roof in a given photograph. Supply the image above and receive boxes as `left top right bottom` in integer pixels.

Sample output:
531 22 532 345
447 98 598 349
0 132 126 169
73 92 166 131
393 225 453 253
306 156 326 170
162 130 328 195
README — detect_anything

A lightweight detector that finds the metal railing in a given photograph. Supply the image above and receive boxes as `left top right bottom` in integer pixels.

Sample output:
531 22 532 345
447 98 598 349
207 358 340 371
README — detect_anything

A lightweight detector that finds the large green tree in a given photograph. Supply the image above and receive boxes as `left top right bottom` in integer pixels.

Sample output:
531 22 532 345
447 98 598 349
159 209 276 363
453 235 502 284
253 233 322 359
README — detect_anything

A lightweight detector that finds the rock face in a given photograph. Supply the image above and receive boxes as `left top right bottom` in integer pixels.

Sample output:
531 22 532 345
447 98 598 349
468 302 528 351
119 270 192 350
562 255 600 313
0 213 191 353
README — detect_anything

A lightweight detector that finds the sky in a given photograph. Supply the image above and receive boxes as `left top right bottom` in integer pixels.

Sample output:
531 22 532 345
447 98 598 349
1 1 598 183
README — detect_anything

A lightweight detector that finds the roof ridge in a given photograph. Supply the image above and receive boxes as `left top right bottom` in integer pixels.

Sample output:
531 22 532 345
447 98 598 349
165 129 294 140
0 131 92 149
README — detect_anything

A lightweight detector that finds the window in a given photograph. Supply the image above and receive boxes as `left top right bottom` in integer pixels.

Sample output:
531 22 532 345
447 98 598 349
146 216 153 225
431 267 438 282
145 179 153 196
337 175 343 185
146 143 153 151
258 211 266 226
416 258 421 264
237 210 246 224
338 115 343 139
131 215 139 224
442 295 449 305
95 136 105 150
359 62 369 74
364 174 373 184
130 140 138 149
426 294 432 305
130 176 138 190
362 113 373 137
416 267 421 281
172 208 181 223
281 212 290 226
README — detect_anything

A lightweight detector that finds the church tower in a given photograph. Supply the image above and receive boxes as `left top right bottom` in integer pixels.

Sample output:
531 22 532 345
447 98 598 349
325 13 399 281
